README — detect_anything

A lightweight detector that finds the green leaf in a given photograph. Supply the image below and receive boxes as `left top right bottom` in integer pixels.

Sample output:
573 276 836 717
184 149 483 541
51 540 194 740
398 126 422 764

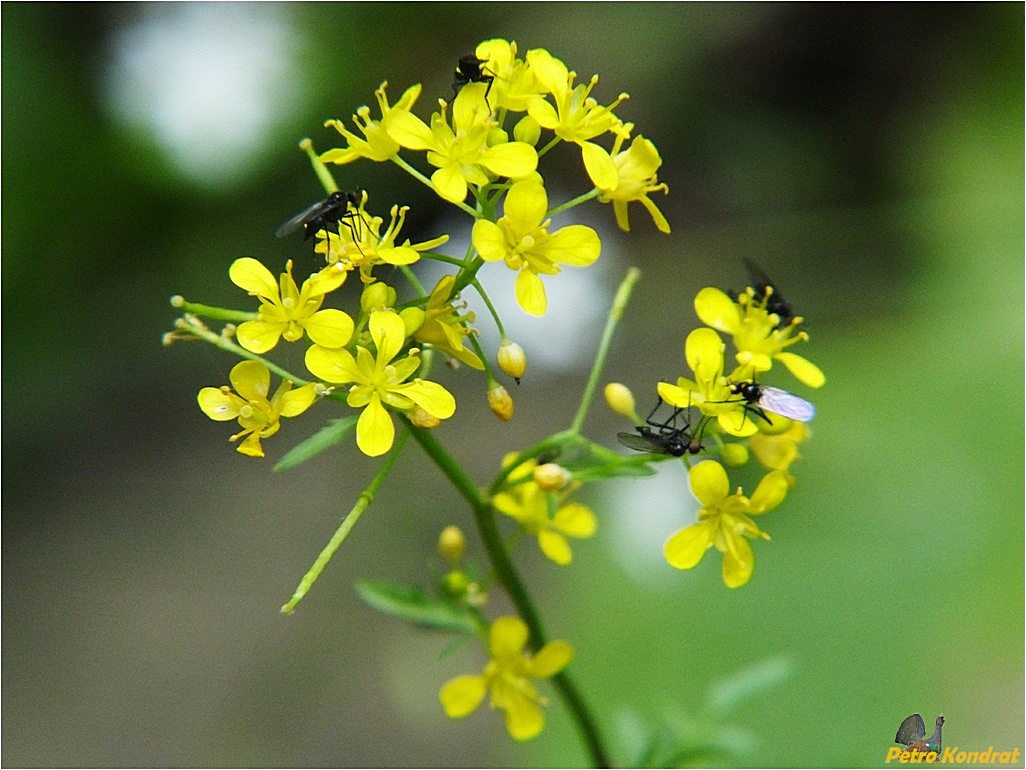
355 580 479 634
706 655 796 716
274 416 358 471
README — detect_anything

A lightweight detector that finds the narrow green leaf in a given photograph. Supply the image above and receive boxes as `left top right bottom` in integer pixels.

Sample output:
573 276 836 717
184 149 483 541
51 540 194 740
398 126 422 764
355 580 478 634
274 416 358 471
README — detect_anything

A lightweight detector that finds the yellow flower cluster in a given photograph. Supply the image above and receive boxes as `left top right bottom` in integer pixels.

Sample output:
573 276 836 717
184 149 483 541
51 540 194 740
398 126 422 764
614 273 825 587
194 39 669 461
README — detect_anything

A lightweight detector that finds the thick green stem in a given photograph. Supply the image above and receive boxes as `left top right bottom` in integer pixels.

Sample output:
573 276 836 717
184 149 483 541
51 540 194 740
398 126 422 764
405 422 612 767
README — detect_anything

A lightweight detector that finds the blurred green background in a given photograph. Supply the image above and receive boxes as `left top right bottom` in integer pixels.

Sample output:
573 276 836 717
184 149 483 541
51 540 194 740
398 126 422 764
3 3 1022 767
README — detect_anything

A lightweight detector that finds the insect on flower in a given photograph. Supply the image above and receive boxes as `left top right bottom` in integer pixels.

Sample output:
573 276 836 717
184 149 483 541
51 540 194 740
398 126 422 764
618 399 704 457
276 189 364 247
732 258 796 329
729 381 816 423
452 53 494 100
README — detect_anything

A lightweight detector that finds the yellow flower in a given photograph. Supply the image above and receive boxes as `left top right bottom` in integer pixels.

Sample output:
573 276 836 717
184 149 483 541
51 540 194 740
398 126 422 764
304 310 456 457
657 327 759 437
694 287 825 387
474 39 547 112
321 82 423 164
402 274 484 370
595 131 670 234
492 455 596 565
472 179 601 315
197 360 319 458
385 84 538 203
664 461 787 588
316 193 448 283
439 615 573 741
525 48 629 187
229 258 352 354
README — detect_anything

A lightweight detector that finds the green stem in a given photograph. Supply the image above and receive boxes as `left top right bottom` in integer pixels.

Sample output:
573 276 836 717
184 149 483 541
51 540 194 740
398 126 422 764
390 154 479 218
300 138 340 195
547 187 602 219
171 316 312 386
569 267 642 434
170 296 256 323
280 429 409 614
405 422 611 768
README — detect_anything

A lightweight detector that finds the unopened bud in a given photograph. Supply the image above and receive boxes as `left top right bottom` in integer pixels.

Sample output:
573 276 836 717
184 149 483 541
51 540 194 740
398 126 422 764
533 462 570 491
497 340 526 383
399 307 426 337
604 382 636 418
720 443 749 467
408 405 440 429
513 115 542 146
487 384 514 421
438 525 466 565
360 282 396 313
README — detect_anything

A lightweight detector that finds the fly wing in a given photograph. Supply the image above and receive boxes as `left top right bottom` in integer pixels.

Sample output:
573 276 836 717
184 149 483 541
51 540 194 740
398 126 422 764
275 199 326 238
617 431 666 454
758 386 816 422
895 713 926 745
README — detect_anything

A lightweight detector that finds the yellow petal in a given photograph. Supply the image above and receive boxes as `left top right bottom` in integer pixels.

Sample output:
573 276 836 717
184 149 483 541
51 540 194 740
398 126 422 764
229 257 278 299
528 640 573 678
305 345 360 384
376 245 420 266
304 309 354 349
479 141 539 179
515 270 547 316
694 287 741 334
722 536 754 588
278 383 319 418
538 529 572 565
439 675 487 718
383 109 434 150
472 219 508 262
235 319 284 354
503 180 547 233
368 310 406 364
432 165 468 203
235 431 265 458
356 395 394 457
396 379 456 419
541 224 600 267
502 691 545 741
229 360 270 401
750 470 788 513
581 141 618 190
197 387 243 421
684 327 725 382
552 502 596 538
688 460 729 506
664 521 714 570
775 352 826 388
490 616 528 659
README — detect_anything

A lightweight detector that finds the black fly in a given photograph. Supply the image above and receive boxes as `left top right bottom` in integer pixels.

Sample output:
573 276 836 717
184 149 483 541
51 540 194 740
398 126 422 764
618 399 704 457
276 189 363 244
727 381 816 424
731 258 796 329
452 53 494 100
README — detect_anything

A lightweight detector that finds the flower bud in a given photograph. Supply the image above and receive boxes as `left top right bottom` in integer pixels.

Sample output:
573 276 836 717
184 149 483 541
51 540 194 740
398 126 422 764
533 462 570 491
513 115 542 146
408 405 440 429
487 384 514 421
720 443 750 467
604 382 636 418
497 340 526 383
360 282 396 313
399 307 426 337
438 525 466 565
